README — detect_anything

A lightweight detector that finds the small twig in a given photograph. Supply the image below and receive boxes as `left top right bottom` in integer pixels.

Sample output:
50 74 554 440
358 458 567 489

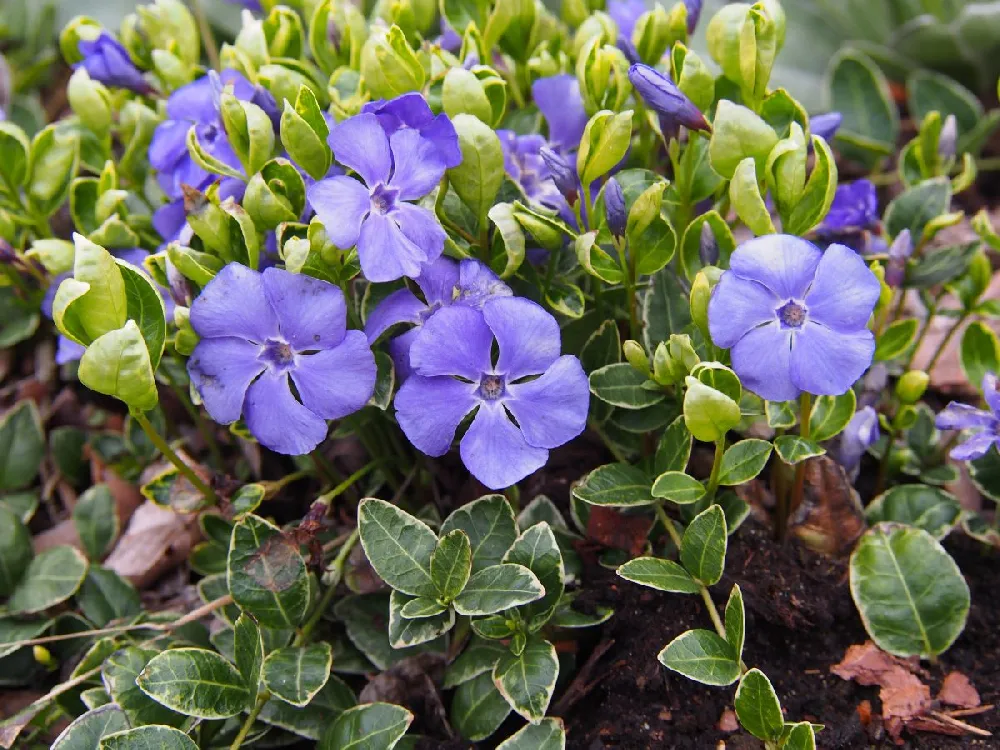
927 711 992 737
947 705 993 718
552 639 615 715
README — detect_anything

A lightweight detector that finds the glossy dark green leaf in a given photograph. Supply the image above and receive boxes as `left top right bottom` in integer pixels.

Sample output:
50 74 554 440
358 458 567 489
960 321 1000 388
51 704 129 750
0 400 44 492
262 643 333 707
319 702 413 750
258 675 356 740
718 439 773 486
102 647 189 729
808 390 857 443
493 635 559 721
874 318 918 361
680 505 727 586
503 522 564 628
884 177 952 241
440 494 518 574
642 267 692 352
654 417 693 475
572 463 653 507
77 566 141 627
827 48 898 164
99 726 197 750
234 613 263 692
725 585 745 659
8 545 88 614
905 242 978 288
444 638 507 688
497 718 566 749
865 485 962 539
72 484 117 561
0 505 31 597
773 435 826 465
588 364 665 410
451 671 511 741
651 471 706 505
431 530 472 603
734 669 784 741
358 498 437 597
617 557 700 593
452 564 543 616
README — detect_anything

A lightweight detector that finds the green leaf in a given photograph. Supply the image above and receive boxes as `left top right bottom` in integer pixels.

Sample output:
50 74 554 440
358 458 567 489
654 417 693 475
451 671 511 741
572 463 653 507
99 726 197 750
773 435 826 465
431 530 472 603
589 363 665 409
960 321 1000 388
808 390 857 442
0 401 44 492
784 134 838 236
642 267 692 352
228 514 311 629
683 377 742 443
729 157 776 235
452 564 543 616
875 318 919 361
658 629 740 686
884 177 952 242
399 597 448 619
136 647 252 719
905 242 978 288
907 70 982 146
497 718 566 749
102 647 188 729
617 557 700 593
52 704 129 750
262 643 333 707
440 494 518 574
0 617 52 659
783 722 817 750
77 567 141 627
78 321 158 412
0 505 31 597
72 484 117 561
444 638 507 688
358 498 437 597
493 635 559 722
850 524 969 658
448 114 504 222
709 100 779 179
53 235 126 346
826 48 898 164
8 545 88 614
725 585 745 659
117 259 166 370
766 400 797 429
319 702 413 750
734 669 784 741
865 485 962 539
234 613 263 693
680 505 727 586
258 676 357 740
577 109 634 186
718 439 773 486
503 522 565 628
651 471 706 505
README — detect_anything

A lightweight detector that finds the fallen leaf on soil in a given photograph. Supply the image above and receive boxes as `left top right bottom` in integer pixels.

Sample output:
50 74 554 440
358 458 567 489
586 506 653 556
939 671 980 708
103 500 201 588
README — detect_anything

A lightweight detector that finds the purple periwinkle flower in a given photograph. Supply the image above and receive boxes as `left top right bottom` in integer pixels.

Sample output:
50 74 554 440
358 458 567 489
307 112 447 282
76 32 150 94
532 75 589 152
817 180 878 234
936 373 1000 461
395 297 589 489
539 146 579 204
498 131 568 214
365 256 512 380
608 0 646 39
708 236 880 402
605 177 626 238
628 64 711 135
361 93 462 168
884 229 913 288
835 405 880 474
187 264 376 455
810 112 843 143
685 0 703 33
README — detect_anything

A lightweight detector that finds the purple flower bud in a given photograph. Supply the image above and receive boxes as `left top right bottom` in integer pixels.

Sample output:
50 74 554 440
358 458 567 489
540 146 578 203
835 405 880 474
884 229 912 288
816 180 878 235
685 0 703 33
810 112 842 143
698 221 718 266
251 85 281 133
628 63 710 134
939 114 958 161
76 31 150 94
605 177 626 239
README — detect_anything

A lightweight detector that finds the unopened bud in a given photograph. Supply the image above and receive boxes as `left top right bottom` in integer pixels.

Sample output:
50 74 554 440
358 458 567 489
540 146 578 203
605 177 627 239
896 370 929 404
939 114 958 161
698 221 718 266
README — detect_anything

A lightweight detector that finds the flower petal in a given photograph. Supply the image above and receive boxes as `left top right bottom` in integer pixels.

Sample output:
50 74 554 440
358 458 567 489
364 287 426 343
261 267 346 350
244 369 328 455
395 375 478 456
307 176 370 250
983 372 1000 416
388 128 447 200
730 323 798 402
532 74 588 150
329 112 392 186
483 297 560 380
357 212 426 283
950 432 999 462
409 306 493 380
189 263 278 342
804 244 880 332
505 355 589 449
460 403 548 489
708 273 779 349
935 402 995 431
56 336 86 365
457 259 512 308
393 203 446 265
790 323 875 396
188 336 264 424
729 234 822 300
290 330 376 419
414 256 460 306
389 327 420 382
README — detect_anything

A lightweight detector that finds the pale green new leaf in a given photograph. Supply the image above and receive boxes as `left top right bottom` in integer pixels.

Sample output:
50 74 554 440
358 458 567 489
78 321 158 413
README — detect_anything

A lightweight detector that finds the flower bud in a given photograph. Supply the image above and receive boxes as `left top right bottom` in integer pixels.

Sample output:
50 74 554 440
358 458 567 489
690 265 722 342
896 370 929 404
577 38 632 114
939 114 958 161
884 229 912 288
834 405 879 474
632 6 674 66
698 221 718 266
573 12 617 59
628 63 710 134
624 339 651 377
605 177 627 239
540 146 578 203
67 68 113 136
135 0 200 67
75 31 151 94
33 646 57 670
684 0 703 33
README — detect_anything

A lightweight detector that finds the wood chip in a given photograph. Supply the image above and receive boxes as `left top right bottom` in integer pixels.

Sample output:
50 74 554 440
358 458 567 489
938 671 980 709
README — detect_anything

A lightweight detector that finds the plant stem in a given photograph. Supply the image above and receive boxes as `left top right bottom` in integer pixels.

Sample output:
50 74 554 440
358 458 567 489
700 586 726 639
295 528 360 646
904 293 942 371
230 690 270 750
190 0 221 71
316 461 381 506
784 393 812 539
925 312 970 375
704 438 726 503
133 411 218 504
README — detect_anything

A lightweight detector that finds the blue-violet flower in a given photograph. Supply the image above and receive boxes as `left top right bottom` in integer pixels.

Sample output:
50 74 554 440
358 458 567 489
605 177 626 239
532 74 589 152
187 264 376 455
628 63 711 135
395 297 589 489
307 112 448 282
362 92 462 168
708 235 880 402
810 112 842 143
498 131 567 214
834 405 880 474
936 372 1000 461
76 32 150 93
816 179 878 234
